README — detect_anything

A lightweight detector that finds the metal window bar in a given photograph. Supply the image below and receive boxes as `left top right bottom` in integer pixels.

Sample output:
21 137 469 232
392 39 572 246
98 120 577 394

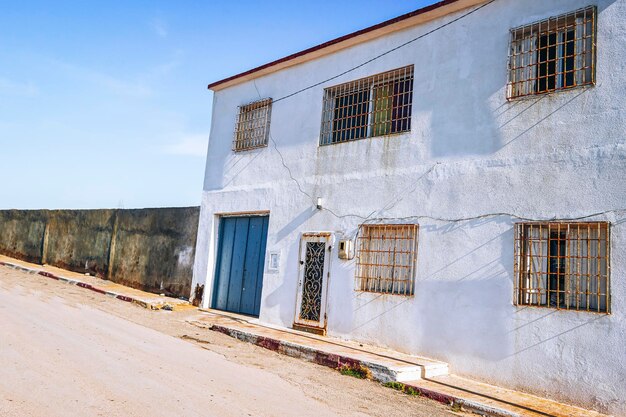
320 65 414 145
355 224 418 296
233 98 272 151
507 6 596 99
514 222 610 313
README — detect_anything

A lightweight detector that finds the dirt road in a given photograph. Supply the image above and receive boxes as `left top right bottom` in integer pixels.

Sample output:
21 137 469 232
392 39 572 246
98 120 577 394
0 266 461 417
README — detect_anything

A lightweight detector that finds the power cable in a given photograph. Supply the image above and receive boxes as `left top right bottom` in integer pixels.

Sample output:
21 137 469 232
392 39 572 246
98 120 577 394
244 0 625 233
272 0 498 104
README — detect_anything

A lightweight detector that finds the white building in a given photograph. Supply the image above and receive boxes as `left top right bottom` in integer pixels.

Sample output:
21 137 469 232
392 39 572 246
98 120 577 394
192 0 626 414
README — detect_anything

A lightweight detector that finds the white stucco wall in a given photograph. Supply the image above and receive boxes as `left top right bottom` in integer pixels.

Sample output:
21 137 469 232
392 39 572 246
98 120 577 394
193 0 626 414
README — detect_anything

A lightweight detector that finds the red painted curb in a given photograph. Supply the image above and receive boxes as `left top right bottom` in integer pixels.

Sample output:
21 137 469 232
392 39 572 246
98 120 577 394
75 281 107 295
3 261 190 312
212 325 365 372
88 286 107 295
402 383 456 405
38 271 60 280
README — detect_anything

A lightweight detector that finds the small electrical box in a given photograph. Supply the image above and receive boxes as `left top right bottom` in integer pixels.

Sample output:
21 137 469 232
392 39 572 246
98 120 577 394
338 239 354 260
267 251 280 273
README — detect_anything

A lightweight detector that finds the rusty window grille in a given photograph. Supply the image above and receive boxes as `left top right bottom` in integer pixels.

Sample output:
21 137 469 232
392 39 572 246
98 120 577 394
355 224 418 296
514 222 610 313
233 98 272 151
507 6 596 99
320 65 414 145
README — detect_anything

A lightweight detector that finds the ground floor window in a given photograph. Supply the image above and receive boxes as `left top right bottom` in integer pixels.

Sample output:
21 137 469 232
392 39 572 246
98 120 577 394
355 224 418 296
514 222 610 313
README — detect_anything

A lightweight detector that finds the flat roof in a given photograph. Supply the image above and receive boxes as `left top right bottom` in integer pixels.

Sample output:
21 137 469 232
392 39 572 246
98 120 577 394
208 0 485 91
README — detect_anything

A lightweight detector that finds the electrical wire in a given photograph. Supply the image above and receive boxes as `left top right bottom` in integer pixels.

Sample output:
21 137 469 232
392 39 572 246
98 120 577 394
245 0 625 233
272 0 498 104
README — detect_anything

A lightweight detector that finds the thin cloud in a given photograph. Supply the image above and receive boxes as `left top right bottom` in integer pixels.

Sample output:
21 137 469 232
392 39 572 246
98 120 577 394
151 18 168 38
0 77 39 97
50 59 153 98
162 134 208 157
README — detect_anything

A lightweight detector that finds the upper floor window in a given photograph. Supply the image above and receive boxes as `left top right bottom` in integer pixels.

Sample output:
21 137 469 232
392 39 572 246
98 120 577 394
233 98 272 152
514 222 610 313
355 224 418 296
320 65 414 145
507 6 596 99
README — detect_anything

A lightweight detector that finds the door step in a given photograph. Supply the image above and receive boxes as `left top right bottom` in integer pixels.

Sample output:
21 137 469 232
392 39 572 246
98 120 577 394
189 310 610 417
292 323 326 336
190 309 448 382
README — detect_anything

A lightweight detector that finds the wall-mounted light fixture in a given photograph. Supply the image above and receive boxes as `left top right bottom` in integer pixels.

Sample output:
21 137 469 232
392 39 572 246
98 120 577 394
316 197 323 210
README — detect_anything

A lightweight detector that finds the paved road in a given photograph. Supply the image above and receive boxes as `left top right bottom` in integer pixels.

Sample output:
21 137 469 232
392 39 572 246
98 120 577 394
0 267 459 417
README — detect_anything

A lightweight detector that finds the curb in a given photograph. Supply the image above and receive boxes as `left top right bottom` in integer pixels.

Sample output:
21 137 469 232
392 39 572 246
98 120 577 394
399 382 522 417
0 261 184 311
209 323 433 383
211 323 363 370
209 324 524 417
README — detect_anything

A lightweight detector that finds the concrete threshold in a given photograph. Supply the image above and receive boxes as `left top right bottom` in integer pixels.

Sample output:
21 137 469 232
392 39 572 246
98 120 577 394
0 255 193 311
191 309 611 417
191 309 447 382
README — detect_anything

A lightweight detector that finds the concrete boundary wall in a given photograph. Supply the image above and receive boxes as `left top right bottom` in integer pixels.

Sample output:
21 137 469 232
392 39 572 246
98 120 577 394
0 207 199 298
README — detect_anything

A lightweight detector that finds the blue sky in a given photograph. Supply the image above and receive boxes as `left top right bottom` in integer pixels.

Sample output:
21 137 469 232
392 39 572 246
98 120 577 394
0 1 437 209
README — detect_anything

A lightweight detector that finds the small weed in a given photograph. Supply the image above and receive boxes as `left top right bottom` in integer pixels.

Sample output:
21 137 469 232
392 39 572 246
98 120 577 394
451 402 462 412
383 381 406 391
383 381 421 396
338 363 371 379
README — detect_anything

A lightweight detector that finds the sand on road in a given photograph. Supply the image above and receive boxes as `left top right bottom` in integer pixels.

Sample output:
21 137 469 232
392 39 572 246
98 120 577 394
0 266 462 417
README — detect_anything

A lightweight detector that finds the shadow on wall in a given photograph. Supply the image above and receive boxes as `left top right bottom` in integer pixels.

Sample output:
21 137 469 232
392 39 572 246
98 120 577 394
330 218 514 360
262 237 301 326
507 308 608 359
417 220 514 362
416 10 596 159
263 207 321 326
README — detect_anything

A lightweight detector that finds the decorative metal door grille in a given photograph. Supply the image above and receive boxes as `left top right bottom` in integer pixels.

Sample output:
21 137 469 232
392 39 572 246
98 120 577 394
299 241 326 322
233 98 272 151
507 6 596 99
356 224 418 296
320 65 414 145
514 222 610 313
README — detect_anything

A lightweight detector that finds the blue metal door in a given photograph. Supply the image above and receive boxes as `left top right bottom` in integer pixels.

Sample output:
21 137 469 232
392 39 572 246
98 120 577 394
212 215 269 316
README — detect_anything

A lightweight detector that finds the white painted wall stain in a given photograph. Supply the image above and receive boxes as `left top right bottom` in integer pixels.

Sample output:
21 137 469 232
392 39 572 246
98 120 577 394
193 0 626 414
177 246 194 267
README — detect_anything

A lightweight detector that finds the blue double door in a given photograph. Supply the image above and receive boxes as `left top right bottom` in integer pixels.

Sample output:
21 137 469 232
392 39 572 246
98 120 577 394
212 215 269 317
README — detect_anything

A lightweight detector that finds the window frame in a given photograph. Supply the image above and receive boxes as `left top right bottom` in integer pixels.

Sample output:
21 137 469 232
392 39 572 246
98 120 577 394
355 223 419 296
232 98 273 152
319 65 414 146
513 221 610 314
507 6 597 100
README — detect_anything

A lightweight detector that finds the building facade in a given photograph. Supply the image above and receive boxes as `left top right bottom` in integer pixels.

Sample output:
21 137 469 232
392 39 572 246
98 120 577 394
193 0 626 414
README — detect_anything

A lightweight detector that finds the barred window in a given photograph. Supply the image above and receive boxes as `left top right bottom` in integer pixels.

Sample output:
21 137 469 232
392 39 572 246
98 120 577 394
356 224 418 296
233 98 272 151
320 66 414 145
507 6 596 99
514 222 610 313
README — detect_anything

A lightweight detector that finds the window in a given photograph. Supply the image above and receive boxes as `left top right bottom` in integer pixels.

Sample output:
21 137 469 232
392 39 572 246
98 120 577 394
355 224 418 295
233 98 272 151
508 6 596 99
514 222 610 313
320 66 414 145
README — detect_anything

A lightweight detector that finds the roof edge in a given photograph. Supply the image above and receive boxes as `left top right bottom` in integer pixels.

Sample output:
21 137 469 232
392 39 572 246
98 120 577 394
207 0 484 91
